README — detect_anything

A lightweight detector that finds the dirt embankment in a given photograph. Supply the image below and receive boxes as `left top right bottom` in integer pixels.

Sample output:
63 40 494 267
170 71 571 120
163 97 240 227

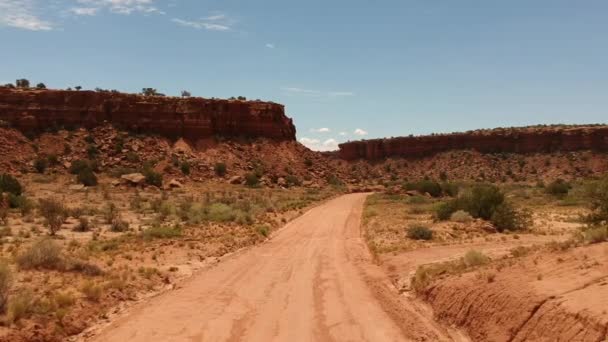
420 243 608 341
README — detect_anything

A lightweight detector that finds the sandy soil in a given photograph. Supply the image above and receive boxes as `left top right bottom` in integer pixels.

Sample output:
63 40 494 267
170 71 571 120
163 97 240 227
88 193 460 342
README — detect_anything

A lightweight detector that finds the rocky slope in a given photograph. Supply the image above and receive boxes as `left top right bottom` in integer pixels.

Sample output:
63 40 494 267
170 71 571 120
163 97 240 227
339 125 608 160
0 88 295 142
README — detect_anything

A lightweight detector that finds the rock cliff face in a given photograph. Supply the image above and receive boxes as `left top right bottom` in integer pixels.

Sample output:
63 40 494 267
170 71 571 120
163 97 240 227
0 88 296 141
339 126 608 160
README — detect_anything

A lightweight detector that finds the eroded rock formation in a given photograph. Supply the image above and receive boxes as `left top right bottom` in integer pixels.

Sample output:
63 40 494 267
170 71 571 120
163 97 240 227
339 126 608 160
0 88 296 141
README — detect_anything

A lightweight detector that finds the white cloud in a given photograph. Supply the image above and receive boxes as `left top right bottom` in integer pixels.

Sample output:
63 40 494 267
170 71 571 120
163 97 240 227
282 87 355 98
310 127 330 133
0 0 54 31
328 91 355 97
265 43 275 49
75 0 164 15
172 12 234 31
354 128 368 136
339 132 348 136
299 137 340 151
70 7 99 16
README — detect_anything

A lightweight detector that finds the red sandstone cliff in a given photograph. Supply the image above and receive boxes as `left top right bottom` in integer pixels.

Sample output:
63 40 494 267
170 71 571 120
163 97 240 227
338 126 608 160
0 88 296 141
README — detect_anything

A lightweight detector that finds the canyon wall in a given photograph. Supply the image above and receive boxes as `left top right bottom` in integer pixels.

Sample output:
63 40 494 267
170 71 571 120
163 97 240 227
0 88 296 141
338 126 608 160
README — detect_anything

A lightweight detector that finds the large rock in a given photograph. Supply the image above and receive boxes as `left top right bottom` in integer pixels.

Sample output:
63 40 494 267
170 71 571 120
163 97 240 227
0 88 296 142
121 173 146 185
338 126 608 160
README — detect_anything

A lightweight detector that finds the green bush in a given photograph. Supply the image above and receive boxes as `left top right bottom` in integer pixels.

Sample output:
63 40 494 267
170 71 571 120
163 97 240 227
69 160 93 175
180 161 191 175
585 175 608 225
214 162 227 177
546 179 570 197
33 157 48 173
245 173 260 187
407 225 433 240
77 168 98 186
143 168 162 187
436 201 456 221
257 225 270 237
286 174 301 187
0 174 22 196
205 203 235 222
450 210 473 223
462 184 505 220
490 203 532 232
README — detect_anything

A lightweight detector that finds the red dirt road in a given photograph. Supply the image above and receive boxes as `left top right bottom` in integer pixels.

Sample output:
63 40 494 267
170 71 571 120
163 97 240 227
92 194 454 342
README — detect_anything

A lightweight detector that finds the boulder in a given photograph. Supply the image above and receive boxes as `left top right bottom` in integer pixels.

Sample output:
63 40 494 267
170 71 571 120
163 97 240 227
168 179 183 188
121 173 146 185
229 175 243 184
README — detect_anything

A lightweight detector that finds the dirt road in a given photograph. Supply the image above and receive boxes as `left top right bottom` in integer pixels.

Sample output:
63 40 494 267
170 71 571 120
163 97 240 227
92 194 454 342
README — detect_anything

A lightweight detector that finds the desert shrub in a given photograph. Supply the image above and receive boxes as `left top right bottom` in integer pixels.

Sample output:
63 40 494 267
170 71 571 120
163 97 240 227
142 225 182 240
69 159 93 175
125 151 140 162
326 174 344 187
180 161 191 175
257 225 270 237
435 201 456 221
490 203 532 232
585 175 608 225
205 203 235 222
47 154 59 166
110 218 129 232
583 226 608 244
407 224 433 240
214 162 227 177
0 262 11 313
143 168 162 187
463 250 490 267
74 217 91 232
546 179 570 197
437 184 505 221
77 168 98 186
462 184 505 220
17 239 63 270
0 174 22 196
245 173 260 187
286 174 301 187
80 281 102 302
33 157 48 173
450 210 473 223
102 203 118 224
8 194 33 214
86 144 98 158
440 182 460 197
405 180 442 197
68 260 103 276
38 198 66 235
7 290 33 323
304 158 313 167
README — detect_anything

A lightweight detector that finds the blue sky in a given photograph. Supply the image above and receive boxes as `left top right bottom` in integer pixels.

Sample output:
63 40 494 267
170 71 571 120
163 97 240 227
1 1 607 151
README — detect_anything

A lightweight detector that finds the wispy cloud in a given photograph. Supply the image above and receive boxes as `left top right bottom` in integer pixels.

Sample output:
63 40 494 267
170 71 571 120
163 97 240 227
0 0 54 31
172 12 234 31
339 131 348 136
282 87 355 98
354 128 368 136
310 127 330 133
265 43 275 49
69 7 99 16
74 0 164 15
